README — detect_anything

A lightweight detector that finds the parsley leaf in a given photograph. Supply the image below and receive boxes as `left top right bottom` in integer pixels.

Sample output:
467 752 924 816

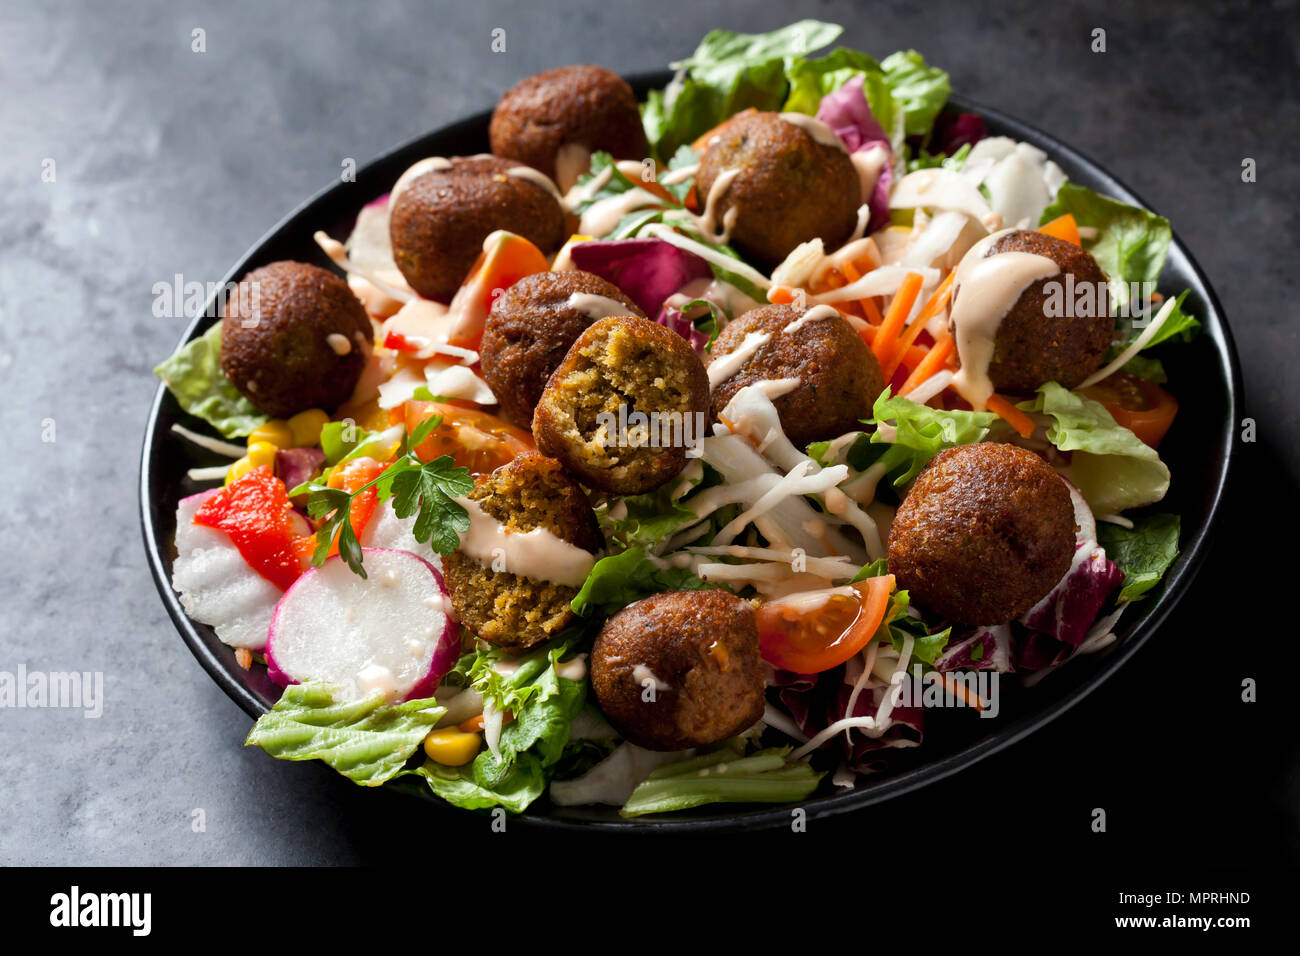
388 455 474 554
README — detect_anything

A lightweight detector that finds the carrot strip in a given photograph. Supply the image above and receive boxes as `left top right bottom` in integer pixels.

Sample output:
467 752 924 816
882 272 957 379
767 285 796 305
839 261 883 325
1038 213 1081 247
899 333 955 395
986 394 1036 438
873 272 924 366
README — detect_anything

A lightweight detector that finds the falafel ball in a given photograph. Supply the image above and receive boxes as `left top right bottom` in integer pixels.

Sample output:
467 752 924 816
887 442 1076 625
708 304 883 448
219 261 372 418
952 230 1112 394
590 589 765 751
443 452 602 649
489 65 647 185
480 270 645 428
532 315 709 495
696 111 860 269
388 155 565 303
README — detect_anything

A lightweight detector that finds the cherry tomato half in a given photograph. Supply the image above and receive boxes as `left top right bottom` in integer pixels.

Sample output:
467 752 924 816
1079 371 1178 448
402 400 535 475
757 574 895 675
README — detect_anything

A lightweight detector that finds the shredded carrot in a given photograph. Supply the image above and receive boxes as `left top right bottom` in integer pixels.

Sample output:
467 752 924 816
858 323 929 369
872 272 924 367
899 333 955 395
929 672 987 713
838 261 883 325
881 271 956 379
767 285 795 305
1038 213 1081 247
986 394 1036 438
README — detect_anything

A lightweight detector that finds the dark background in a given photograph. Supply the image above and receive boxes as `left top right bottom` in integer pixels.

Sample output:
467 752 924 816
0 0 1295 870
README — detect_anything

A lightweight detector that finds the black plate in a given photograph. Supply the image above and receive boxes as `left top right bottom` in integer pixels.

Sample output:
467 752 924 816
140 72 1241 832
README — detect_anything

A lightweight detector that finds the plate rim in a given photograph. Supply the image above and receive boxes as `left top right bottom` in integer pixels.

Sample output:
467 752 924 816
139 73 1243 833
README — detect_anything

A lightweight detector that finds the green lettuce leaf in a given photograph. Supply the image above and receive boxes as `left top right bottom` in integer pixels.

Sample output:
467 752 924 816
244 682 444 786
415 636 590 813
643 20 842 159
571 546 716 617
399 759 545 814
153 323 269 438
620 747 824 817
1018 382 1170 515
879 50 951 137
1097 513 1181 602
782 47 882 114
868 388 998 487
1040 183 1171 309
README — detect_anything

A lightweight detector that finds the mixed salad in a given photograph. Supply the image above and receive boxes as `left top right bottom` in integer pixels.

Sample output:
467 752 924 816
156 21 1194 818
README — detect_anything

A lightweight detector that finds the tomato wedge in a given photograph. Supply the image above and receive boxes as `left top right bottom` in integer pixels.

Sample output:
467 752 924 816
1079 371 1179 448
757 574 895 675
444 231 549 350
403 400 534 475
193 467 313 590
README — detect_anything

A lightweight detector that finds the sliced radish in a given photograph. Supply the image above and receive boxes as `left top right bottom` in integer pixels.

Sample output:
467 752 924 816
266 548 459 702
359 499 443 570
172 490 282 651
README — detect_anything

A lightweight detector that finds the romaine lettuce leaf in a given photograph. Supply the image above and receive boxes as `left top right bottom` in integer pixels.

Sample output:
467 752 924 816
643 20 842 160
620 747 823 817
1096 513 1181 601
244 682 444 785
1039 183 1171 309
867 388 998 487
571 546 716 617
879 50 951 137
154 322 269 438
782 47 882 116
1018 382 1170 515
399 758 545 814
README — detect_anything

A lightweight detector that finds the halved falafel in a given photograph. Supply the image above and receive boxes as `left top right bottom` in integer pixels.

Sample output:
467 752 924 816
696 111 860 268
489 65 647 186
590 589 765 751
443 452 602 649
532 315 709 495
219 260 372 418
708 304 883 448
952 230 1112 394
480 270 645 428
887 442 1076 625
388 155 565 303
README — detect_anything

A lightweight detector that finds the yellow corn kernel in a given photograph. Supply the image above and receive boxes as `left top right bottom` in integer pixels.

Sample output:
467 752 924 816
248 420 294 449
224 456 254 486
246 441 279 469
423 728 482 767
287 408 330 447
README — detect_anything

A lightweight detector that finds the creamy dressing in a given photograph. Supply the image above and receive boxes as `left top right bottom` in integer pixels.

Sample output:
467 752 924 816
781 303 841 335
643 223 772 290
555 143 593 192
659 163 699 185
578 186 663 236
948 230 1060 411
778 112 848 152
687 168 740 244
707 331 771 388
390 156 453 205
455 497 597 588
631 664 671 691
506 165 563 203
325 333 353 356
557 654 588 681
314 230 414 304
566 292 635 321
562 165 613 210
752 377 802 399
851 145 890 206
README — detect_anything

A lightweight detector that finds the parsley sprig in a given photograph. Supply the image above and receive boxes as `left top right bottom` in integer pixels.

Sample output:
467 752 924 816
299 413 473 578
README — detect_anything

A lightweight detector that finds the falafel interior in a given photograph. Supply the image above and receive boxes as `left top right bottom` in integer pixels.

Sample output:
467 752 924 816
443 453 602 649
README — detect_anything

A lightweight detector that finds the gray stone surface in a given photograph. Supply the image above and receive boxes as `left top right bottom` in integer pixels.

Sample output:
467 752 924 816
1 0 1295 865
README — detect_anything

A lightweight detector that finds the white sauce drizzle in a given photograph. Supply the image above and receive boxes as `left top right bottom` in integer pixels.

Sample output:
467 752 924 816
948 230 1060 411
455 497 597 588
778 112 848 152
555 143 593 193
565 292 635 321
707 331 771 389
781 303 841 335
506 165 563 203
